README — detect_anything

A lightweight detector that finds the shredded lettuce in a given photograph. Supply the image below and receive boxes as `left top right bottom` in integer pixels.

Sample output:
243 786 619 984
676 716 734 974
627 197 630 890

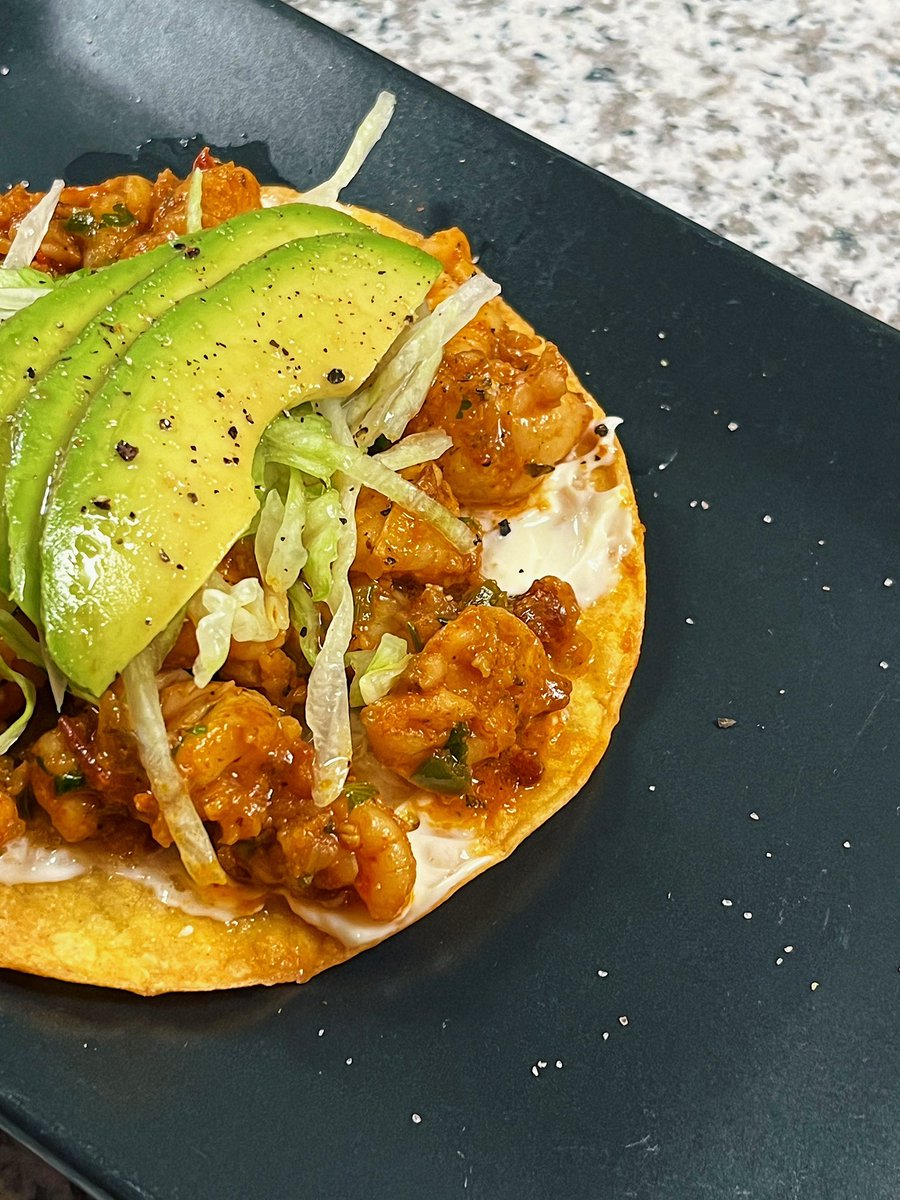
349 274 501 449
43 653 69 711
302 92 396 208
347 633 411 707
0 266 53 290
186 168 203 234
373 430 453 472
0 610 43 668
0 265 55 323
261 417 476 553
302 488 341 602
287 581 320 667
303 400 360 805
0 611 42 754
254 468 308 594
187 574 287 688
121 647 227 887
0 654 36 756
3 180 64 271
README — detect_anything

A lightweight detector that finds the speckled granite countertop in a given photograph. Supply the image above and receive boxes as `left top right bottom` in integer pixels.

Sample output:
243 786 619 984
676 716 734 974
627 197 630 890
1 1 897 1196
294 0 899 328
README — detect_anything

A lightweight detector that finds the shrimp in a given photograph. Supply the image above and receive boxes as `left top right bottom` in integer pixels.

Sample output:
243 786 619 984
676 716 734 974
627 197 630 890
362 606 570 782
353 461 480 586
0 158 261 275
409 321 591 508
118 160 262 260
0 791 24 848
406 229 592 508
510 576 590 670
28 716 135 843
218 636 308 715
337 799 416 921
158 680 313 845
162 603 307 715
0 176 155 273
351 578 462 656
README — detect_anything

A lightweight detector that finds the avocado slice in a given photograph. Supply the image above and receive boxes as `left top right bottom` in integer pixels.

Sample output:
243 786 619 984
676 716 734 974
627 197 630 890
0 245 177 594
6 203 364 618
41 230 440 695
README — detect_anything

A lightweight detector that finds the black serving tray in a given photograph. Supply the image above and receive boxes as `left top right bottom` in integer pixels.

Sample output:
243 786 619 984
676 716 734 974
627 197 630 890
1 2 899 1197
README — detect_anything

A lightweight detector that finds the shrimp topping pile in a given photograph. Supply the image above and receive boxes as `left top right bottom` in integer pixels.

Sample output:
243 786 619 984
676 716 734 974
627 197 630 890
362 607 570 792
409 228 593 508
0 155 259 274
0 159 598 924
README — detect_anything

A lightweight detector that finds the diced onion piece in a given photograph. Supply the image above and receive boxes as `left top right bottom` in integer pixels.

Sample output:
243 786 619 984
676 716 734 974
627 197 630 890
3 180 64 270
122 649 226 887
302 92 396 207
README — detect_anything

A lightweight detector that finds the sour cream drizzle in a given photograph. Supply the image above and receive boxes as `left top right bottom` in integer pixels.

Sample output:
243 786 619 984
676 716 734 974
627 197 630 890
0 837 88 884
0 837 259 923
0 819 490 943
479 420 635 606
115 853 264 923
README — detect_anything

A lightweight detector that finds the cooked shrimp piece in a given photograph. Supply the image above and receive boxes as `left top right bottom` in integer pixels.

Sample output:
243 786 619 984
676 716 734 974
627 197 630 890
404 226 592 508
510 576 590 670
362 606 570 782
27 724 111 842
337 799 416 920
0 158 262 274
0 175 155 273
159 680 313 845
0 791 24 847
118 159 261 259
218 635 307 715
350 579 462 655
409 318 591 508
353 461 480 586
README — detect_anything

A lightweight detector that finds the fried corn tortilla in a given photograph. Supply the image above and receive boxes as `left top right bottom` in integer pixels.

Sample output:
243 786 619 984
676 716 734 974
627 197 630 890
0 190 644 994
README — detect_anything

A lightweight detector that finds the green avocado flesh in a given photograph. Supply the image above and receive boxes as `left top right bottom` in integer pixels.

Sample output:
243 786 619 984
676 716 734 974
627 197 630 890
41 230 439 696
6 204 364 618
0 246 176 592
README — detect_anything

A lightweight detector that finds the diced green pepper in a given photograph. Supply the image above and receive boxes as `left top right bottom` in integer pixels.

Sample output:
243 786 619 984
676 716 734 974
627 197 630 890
53 771 86 794
341 782 378 810
411 722 472 795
